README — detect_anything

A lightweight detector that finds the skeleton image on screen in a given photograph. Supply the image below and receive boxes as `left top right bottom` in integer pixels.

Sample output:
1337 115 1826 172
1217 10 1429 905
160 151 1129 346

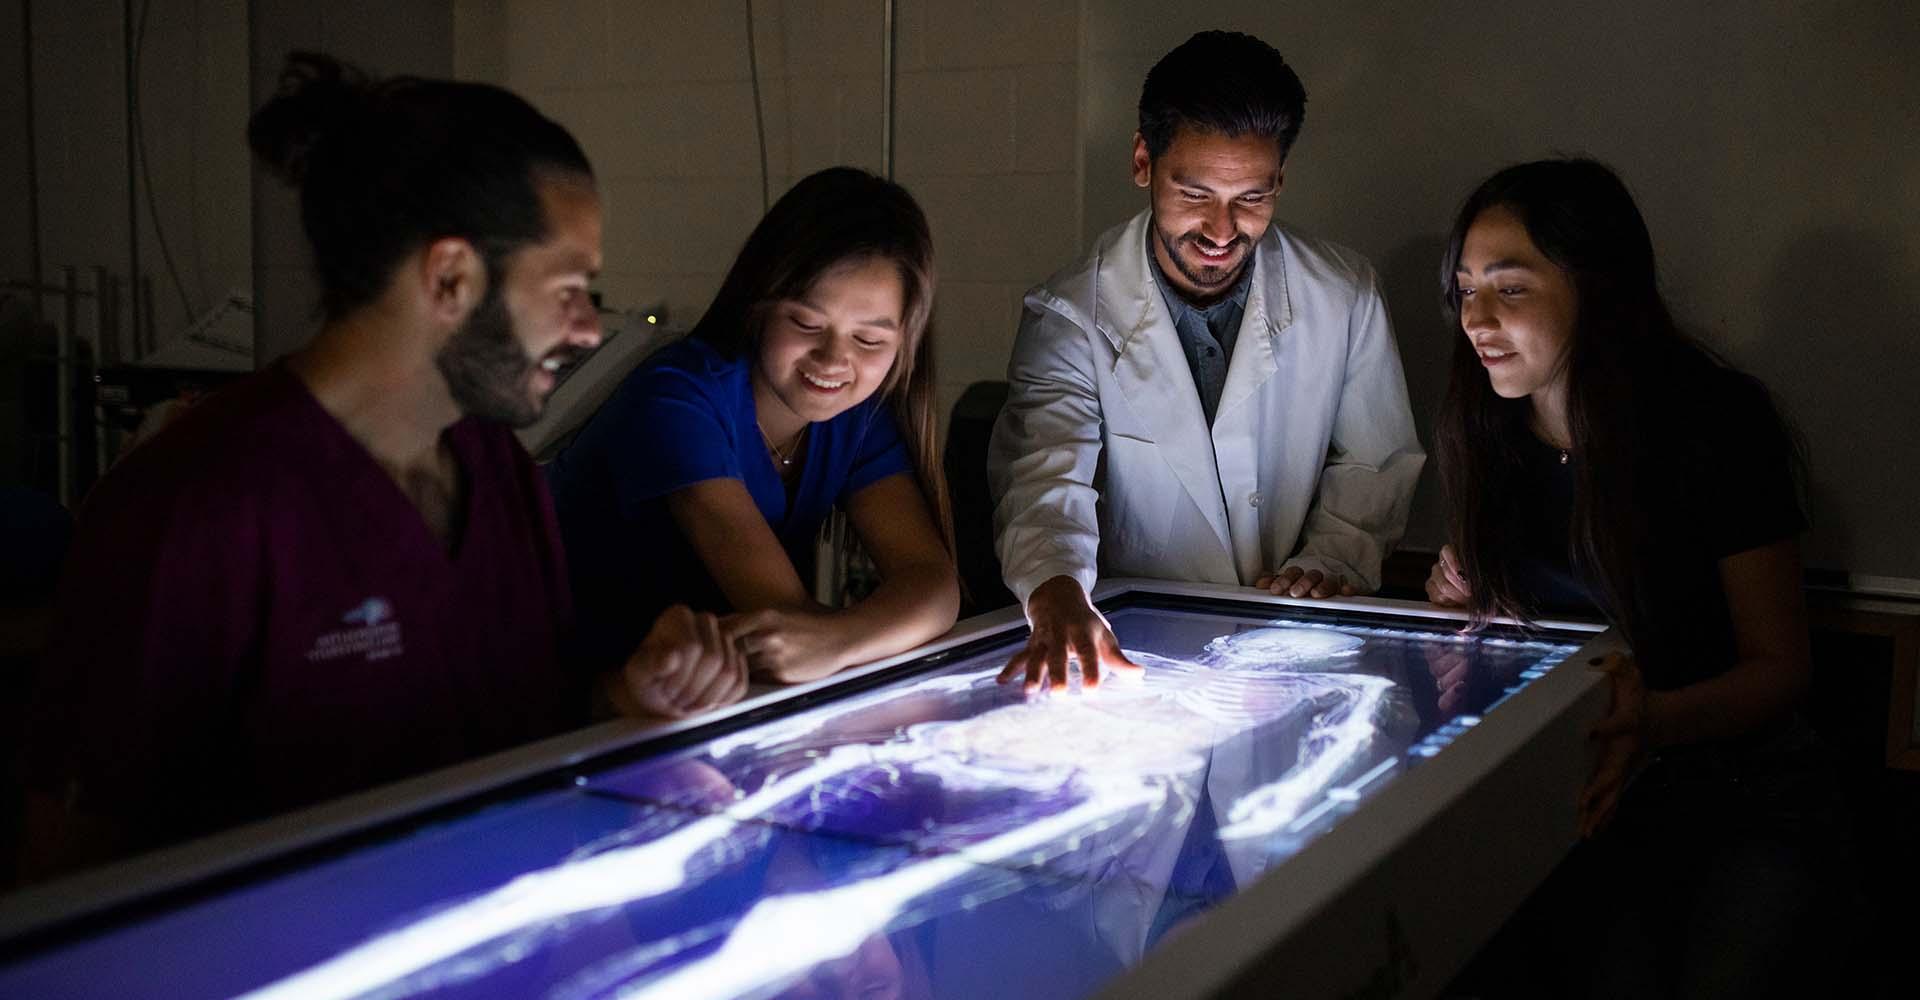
0 605 1583 1000
236 622 1422 1000
1202 626 1368 667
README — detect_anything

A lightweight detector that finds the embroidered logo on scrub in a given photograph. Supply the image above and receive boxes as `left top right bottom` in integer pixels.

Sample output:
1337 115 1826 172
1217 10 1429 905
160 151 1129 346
307 596 406 663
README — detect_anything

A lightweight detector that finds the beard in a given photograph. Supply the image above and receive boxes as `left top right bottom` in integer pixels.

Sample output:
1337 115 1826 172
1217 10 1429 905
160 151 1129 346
1154 221 1250 300
436 287 550 428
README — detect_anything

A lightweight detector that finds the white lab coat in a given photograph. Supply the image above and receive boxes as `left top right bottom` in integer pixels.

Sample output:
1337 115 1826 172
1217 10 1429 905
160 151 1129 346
988 210 1425 605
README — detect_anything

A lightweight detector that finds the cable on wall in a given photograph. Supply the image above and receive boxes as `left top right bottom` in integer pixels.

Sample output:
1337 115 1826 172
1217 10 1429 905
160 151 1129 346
122 0 142 347
22 0 44 322
880 0 895 179
745 0 770 213
131 0 199 325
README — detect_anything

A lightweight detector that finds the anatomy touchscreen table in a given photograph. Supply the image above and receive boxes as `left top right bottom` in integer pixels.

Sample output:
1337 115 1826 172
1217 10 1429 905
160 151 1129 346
0 586 1606 1000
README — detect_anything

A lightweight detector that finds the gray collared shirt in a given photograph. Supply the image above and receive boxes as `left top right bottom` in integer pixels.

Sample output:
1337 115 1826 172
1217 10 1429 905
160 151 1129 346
1147 231 1253 426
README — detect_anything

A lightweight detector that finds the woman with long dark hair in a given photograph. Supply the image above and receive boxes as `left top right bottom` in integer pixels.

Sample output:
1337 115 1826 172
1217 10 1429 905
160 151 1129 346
549 167 957 690
1427 159 1841 996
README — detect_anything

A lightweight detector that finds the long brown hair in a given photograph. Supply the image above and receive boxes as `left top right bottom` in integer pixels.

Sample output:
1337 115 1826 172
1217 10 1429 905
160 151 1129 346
1435 159 1794 647
690 167 952 553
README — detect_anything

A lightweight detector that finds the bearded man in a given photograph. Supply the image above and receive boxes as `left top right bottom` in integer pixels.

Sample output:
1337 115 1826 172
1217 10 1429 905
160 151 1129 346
989 31 1425 691
19 53 743 874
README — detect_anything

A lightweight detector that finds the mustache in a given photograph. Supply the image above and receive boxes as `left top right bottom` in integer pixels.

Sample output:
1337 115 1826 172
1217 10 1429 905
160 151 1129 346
1180 233 1250 256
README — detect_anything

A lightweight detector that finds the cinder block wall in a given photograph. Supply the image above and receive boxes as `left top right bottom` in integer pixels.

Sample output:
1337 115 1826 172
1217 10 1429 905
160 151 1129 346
16 0 252 349
461 1 1920 582
457 0 1084 434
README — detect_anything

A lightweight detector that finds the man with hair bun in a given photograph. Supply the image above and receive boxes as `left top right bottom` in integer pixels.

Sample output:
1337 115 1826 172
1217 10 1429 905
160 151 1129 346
990 31 1425 692
18 53 745 876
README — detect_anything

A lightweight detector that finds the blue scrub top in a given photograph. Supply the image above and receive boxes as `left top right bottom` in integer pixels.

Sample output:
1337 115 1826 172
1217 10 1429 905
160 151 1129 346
547 336 912 671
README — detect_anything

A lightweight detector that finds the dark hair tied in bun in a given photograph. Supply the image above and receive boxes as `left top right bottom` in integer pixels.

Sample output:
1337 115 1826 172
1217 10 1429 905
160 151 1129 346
242 50 592 323
246 51 370 186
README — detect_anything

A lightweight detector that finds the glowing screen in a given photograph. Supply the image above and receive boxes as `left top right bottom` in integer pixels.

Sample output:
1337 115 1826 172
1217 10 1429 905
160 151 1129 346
0 602 1584 1000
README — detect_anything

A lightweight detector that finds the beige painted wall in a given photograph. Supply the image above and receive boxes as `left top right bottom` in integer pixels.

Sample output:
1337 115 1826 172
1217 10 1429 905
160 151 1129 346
462 1 1919 580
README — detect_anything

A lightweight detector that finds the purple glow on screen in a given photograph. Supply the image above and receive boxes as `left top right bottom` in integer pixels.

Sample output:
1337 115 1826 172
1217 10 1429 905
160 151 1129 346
1 606 1578 1000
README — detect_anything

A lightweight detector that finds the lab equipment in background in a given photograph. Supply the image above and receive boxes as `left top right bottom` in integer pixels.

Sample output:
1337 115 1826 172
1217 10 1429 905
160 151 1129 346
519 303 677 462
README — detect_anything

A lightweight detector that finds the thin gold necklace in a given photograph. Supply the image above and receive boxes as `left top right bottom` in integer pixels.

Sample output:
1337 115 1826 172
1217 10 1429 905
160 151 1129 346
759 423 806 468
1527 411 1572 465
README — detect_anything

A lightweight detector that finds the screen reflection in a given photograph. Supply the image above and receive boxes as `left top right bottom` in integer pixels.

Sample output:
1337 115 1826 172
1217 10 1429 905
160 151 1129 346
5 604 1581 1000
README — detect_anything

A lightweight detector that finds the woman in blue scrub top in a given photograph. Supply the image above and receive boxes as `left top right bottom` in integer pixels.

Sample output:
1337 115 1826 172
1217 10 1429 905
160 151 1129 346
549 167 958 689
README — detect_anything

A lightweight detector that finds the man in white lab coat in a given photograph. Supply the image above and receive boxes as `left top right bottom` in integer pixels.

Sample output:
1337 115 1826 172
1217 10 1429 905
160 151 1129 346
988 31 1425 692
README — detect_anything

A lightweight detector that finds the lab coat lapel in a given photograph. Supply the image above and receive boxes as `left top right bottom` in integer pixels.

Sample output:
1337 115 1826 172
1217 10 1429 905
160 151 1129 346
1212 228 1293 580
1096 215 1232 557
1217 228 1290 420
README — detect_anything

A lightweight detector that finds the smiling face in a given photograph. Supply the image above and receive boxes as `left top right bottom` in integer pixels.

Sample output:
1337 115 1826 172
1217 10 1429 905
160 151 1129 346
436 172 604 427
750 255 906 442
1133 126 1282 303
1454 205 1578 406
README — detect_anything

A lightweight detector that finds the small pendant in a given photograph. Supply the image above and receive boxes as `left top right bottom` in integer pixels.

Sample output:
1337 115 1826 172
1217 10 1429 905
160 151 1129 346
1559 450 1570 465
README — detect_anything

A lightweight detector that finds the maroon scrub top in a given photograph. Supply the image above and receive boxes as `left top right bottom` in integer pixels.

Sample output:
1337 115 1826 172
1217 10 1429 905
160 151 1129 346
23 364 582 848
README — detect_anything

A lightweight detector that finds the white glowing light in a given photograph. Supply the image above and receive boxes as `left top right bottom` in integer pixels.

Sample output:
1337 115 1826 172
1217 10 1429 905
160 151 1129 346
1217 674 1399 840
925 694 1209 775
703 670 987 760
615 791 1157 1000
234 628 1411 1000
233 748 883 1000
1203 626 1366 667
